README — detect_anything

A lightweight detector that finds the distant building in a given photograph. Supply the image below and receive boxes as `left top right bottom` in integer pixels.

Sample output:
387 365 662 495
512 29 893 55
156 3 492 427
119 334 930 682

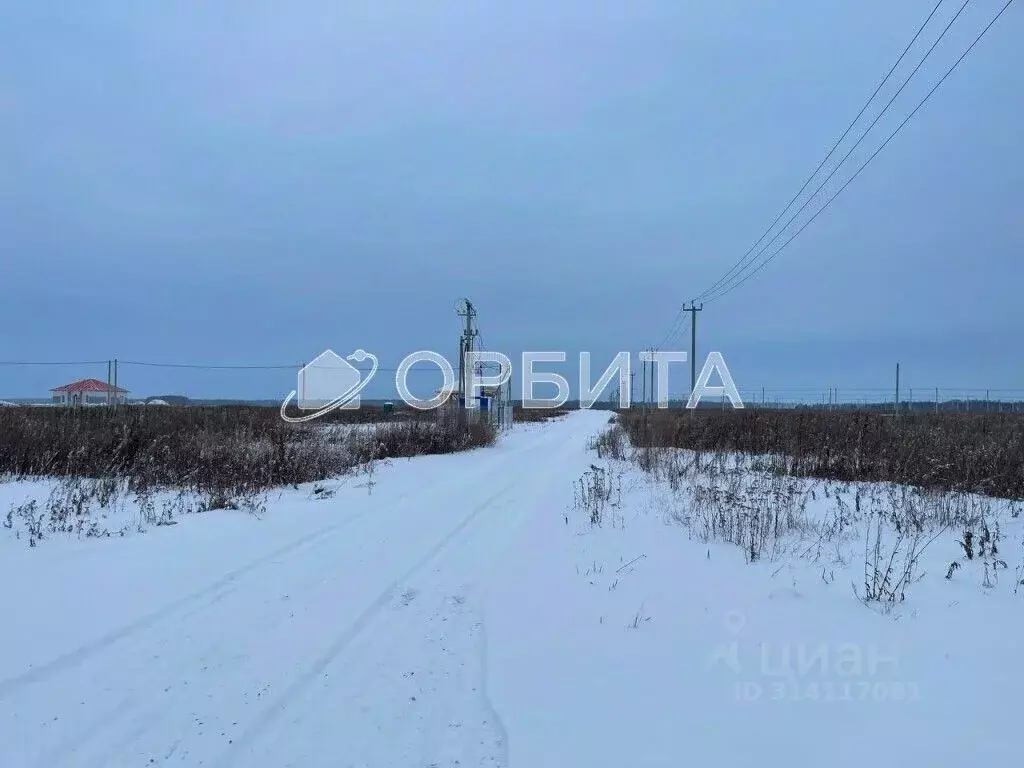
50 378 128 405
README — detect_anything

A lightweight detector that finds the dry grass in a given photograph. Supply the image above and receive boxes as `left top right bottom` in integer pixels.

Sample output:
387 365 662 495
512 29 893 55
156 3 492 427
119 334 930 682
616 408 1024 500
587 411 1024 603
0 405 496 499
513 406 573 423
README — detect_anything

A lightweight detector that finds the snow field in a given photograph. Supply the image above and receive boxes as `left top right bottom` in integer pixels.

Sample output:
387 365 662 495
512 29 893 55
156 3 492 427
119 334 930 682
2 410 1020 767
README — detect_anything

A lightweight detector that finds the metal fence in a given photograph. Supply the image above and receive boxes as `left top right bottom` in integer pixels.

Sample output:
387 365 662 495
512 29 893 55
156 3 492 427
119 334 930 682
637 387 1024 413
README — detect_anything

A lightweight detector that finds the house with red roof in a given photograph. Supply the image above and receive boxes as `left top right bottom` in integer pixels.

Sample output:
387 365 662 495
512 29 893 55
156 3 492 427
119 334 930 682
50 378 128 406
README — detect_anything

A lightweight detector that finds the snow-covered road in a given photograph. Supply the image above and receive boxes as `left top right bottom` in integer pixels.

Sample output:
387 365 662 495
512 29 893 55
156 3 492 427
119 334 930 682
0 412 607 768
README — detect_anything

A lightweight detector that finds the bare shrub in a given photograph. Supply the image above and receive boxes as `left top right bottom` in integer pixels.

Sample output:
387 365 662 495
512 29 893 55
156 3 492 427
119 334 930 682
856 510 933 604
344 412 496 464
574 465 621 527
589 424 628 461
682 457 812 563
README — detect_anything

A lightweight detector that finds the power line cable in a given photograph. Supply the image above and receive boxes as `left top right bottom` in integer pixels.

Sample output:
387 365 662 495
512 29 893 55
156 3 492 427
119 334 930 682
700 0 1015 303
117 360 435 373
656 0 946 346
119 361 296 370
699 0 975 304
693 0 948 303
0 360 108 366
656 313 691 351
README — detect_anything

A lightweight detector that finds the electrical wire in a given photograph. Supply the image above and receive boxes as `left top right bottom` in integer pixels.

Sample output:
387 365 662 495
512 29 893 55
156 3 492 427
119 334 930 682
0 360 109 366
119 361 296 369
699 0 977 304
701 0 1014 304
692 0 949 304
656 313 691 351
114 360 436 373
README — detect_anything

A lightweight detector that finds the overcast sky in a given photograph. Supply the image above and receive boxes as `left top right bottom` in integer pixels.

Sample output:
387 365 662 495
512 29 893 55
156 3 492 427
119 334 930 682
1 1 1021 401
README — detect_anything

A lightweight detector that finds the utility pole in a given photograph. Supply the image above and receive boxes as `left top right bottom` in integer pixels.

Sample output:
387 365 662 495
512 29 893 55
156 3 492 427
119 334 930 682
107 360 112 407
650 348 656 408
641 355 647 408
113 358 119 409
895 363 900 416
456 299 478 399
630 370 636 406
683 303 703 399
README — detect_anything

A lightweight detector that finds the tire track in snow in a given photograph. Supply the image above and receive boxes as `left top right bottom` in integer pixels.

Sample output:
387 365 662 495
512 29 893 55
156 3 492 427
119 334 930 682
3 418 588 767
0 436 539 700
0 523 343 698
478 608 510 768
25 694 138 768
4 446 549 768
216 423 582 767
214 482 520 767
